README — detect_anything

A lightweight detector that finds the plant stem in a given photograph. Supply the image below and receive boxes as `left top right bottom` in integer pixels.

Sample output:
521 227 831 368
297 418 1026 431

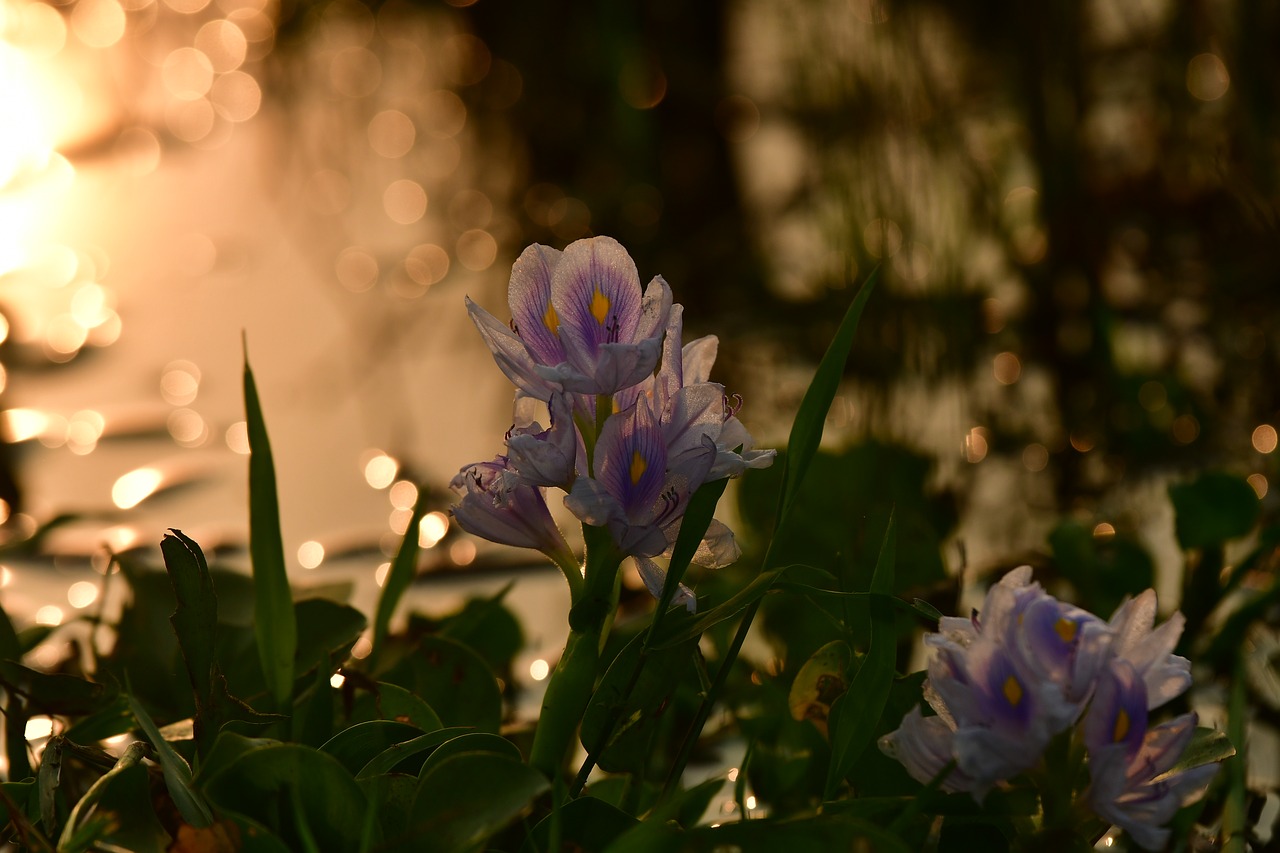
529 524 622 779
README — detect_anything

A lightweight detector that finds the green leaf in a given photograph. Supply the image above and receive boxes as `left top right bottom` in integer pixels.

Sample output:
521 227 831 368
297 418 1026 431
201 742 371 853
243 349 296 711
1169 471 1260 550
788 640 850 734
381 636 502 733
686 814 914 852
125 693 213 828
320 721 427 776
415 732 520 777
372 487 431 667
652 567 795 648
658 475 731 614
520 795 637 853
0 599 20 662
293 598 367 682
347 681 443 733
402 752 549 853
1168 726 1235 776
162 531 219 732
825 513 896 800
0 660 106 716
775 268 878 529
355 726 472 779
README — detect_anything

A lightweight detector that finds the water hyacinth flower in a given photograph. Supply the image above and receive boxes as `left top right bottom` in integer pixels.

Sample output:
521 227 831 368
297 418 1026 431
881 567 1220 844
466 236 671 400
449 458 576 573
1083 660 1218 851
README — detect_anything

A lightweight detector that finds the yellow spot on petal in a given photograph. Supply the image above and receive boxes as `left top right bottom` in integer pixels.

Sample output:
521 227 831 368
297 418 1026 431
1002 674 1023 707
1054 617 1078 643
629 449 647 485
543 302 560 336
590 287 611 325
1113 708 1130 743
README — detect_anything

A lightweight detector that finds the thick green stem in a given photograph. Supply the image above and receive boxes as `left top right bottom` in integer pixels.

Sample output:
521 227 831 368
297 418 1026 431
529 525 623 779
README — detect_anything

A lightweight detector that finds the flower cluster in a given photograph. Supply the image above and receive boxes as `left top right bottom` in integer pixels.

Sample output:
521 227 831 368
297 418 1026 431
880 567 1220 850
450 236 774 609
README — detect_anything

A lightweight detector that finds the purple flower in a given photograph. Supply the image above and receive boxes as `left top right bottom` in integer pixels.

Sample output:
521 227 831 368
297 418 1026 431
1083 660 1218 850
878 707 977 794
467 237 672 400
449 458 574 567
505 391 580 489
1106 590 1192 709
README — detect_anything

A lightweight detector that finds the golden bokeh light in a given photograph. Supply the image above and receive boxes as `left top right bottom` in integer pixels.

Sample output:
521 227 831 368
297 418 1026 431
297 540 324 569
447 189 492 230
168 408 208 446
456 229 496 271
67 580 99 609
363 451 397 489
419 510 448 548
329 672 344 688
195 19 247 72
335 246 378 292
2 407 50 442
1248 473 1268 499
449 538 476 566
1022 443 1049 472
1251 424 1277 454
528 658 549 681
166 97 216 142
112 467 163 509
993 351 1021 385
161 360 201 405
163 47 215 100
225 420 250 454
66 408 105 454
70 0 126 49
403 243 449 288
374 561 390 586
210 70 261 122
1172 414 1199 445
420 90 467 138
964 427 988 463
330 46 381 98
1187 53 1229 102
368 109 416 159
388 479 417 510
1092 522 1115 540
383 178 427 224
441 33 490 86
25 716 55 739
35 604 64 626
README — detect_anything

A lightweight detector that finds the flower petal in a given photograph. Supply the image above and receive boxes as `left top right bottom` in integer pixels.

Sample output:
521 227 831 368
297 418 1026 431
466 297 560 400
507 243 566 367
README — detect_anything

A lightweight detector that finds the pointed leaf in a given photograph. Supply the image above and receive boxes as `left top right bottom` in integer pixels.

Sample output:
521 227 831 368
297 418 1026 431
776 268 878 529
125 693 213 828
320 721 426 776
372 487 431 667
404 752 548 853
355 726 472 779
243 351 296 711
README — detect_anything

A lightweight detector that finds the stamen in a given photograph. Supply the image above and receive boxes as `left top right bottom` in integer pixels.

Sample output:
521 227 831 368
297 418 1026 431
722 393 744 418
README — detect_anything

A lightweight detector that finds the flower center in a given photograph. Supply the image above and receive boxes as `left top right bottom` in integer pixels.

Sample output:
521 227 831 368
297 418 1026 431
629 449 647 485
1112 707 1130 742
543 302 560 336
1002 674 1024 707
590 287 611 325
1054 617 1078 643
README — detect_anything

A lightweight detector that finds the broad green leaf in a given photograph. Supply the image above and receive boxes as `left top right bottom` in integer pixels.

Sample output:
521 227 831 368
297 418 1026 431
201 742 371 853
355 726 472 779
293 597 367 682
403 752 549 853
520 796 637 853
1169 471 1260 550
126 693 213 828
775 268 878 529
825 513 896 800
357 774 416 846
1169 727 1235 775
192 730 279 787
320 720 426 776
656 476 731 616
643 775 724 828
381 636 501 733
0 599 20 662
243 350 296 711
372 487 430 667
347 681 443 733
415 732 520 777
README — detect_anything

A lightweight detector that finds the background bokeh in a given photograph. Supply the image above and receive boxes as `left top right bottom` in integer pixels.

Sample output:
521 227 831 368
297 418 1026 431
2 0 1280 832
